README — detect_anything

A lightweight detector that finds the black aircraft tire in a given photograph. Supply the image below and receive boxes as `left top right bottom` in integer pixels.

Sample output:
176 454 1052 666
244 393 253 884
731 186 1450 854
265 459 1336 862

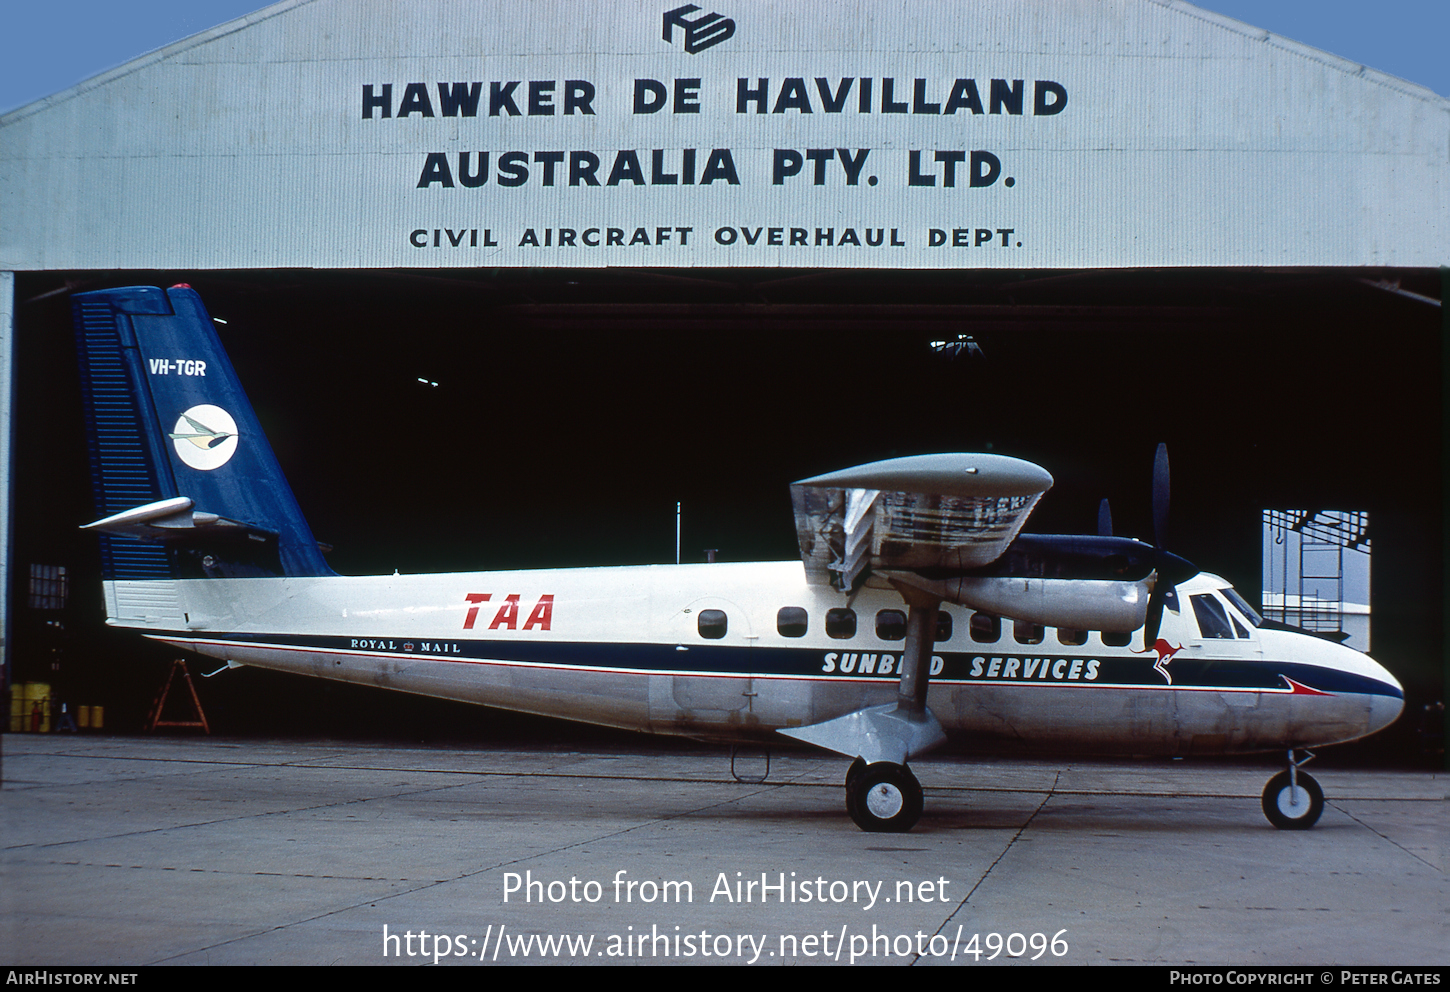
848 762 923 833
844 757 868 818
1262 770 1324 830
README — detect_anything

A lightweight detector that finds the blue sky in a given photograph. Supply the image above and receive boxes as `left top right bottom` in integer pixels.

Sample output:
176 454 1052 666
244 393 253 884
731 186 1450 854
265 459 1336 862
2 0 1447 115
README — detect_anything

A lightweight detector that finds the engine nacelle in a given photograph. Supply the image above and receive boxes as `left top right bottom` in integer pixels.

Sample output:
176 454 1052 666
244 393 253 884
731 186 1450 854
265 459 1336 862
885 573 1152 632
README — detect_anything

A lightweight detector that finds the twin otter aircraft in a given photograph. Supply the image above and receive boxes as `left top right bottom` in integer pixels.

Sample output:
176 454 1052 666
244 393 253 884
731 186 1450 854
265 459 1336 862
73 285 1403 832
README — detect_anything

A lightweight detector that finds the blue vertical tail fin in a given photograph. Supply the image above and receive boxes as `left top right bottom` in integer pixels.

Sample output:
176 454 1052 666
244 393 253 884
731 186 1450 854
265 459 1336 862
73 285 332 579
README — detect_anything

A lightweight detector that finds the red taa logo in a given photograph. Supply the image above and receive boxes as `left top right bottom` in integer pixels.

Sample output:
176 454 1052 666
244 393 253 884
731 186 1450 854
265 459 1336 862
462 593 554 631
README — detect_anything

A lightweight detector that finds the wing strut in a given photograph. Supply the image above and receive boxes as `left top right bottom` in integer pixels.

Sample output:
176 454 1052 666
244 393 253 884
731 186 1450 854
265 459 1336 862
895 590 939 720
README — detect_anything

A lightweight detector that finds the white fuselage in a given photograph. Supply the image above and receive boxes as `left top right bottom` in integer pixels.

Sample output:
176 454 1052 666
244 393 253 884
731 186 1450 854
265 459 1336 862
108 561 1403 754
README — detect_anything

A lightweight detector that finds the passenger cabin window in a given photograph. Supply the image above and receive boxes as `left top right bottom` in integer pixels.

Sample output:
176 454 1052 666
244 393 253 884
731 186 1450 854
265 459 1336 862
697 609 728 639
1014 620 1044 645
935 611 953 643
1101 631 1132 647
969 613 1000 643
875 609 906 641
825 608 857 639
1058 628 1088 646
1190 594 1234 639
777 607 808 638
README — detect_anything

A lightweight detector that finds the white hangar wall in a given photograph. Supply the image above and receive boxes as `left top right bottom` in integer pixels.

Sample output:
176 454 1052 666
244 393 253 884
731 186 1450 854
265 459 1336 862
0 0 1447 271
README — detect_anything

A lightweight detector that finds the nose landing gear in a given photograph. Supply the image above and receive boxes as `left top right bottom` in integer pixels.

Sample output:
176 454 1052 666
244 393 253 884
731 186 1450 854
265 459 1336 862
1262 749 1324 829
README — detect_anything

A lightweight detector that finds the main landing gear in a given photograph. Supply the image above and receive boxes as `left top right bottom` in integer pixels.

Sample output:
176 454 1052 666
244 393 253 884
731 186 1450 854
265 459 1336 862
780 596 945 833
845 757 924 833
1261 749 1324 829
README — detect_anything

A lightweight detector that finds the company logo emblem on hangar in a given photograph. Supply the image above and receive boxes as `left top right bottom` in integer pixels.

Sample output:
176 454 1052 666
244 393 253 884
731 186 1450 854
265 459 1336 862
662 4 734 53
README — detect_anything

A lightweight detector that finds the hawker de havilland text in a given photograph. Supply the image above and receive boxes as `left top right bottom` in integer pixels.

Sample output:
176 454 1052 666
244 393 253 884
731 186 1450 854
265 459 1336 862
72 285 1403 832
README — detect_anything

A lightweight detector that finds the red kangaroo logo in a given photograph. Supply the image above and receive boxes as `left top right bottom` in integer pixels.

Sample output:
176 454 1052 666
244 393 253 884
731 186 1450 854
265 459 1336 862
1136 638 1184 685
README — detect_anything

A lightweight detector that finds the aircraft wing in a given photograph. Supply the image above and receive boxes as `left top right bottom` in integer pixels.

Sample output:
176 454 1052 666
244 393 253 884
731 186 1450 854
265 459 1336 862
790 453 1053 590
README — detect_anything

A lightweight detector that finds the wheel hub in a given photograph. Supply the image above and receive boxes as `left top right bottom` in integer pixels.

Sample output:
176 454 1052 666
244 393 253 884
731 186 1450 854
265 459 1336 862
866 783 905 819
1277 785 1311 818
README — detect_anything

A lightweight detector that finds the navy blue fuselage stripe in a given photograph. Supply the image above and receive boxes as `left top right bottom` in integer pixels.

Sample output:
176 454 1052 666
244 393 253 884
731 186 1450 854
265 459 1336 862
175 632 1403 699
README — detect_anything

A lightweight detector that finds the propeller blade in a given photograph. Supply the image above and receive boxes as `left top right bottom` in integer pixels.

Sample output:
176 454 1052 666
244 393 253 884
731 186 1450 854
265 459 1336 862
1144 443 1171 649
1152 443 1170 549
1144 583 1165 649
1097 498 1112 538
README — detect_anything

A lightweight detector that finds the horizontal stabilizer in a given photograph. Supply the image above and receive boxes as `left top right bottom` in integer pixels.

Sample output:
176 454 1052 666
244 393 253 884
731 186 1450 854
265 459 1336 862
81 496 274 544
791 453 1052 589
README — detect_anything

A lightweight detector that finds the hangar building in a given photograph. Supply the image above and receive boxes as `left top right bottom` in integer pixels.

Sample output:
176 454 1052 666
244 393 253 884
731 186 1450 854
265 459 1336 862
0 0 1444 757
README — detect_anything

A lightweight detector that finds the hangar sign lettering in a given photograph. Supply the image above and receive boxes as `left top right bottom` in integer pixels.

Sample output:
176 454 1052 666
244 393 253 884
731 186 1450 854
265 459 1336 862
356 76 1065 195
